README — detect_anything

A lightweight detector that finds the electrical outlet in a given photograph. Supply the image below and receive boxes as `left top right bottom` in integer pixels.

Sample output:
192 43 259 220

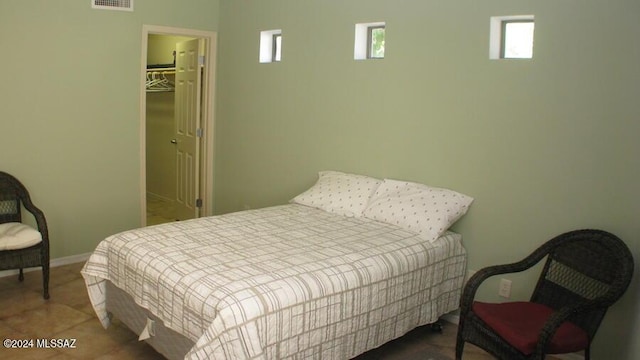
499 278 512 298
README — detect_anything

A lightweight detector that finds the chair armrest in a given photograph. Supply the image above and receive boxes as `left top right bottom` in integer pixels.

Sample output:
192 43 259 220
30 206 49 243
21 196 49 241
460 245 551 313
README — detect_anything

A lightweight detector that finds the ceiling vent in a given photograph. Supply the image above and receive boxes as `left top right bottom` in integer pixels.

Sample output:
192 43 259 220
92 0 133 11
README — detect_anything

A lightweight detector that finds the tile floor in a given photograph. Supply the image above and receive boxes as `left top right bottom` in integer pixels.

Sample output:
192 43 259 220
0 262 502 360
0 263 160 360
147 196 177 226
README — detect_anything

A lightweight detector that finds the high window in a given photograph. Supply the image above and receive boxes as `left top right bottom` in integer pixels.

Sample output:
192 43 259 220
355 22 386 60
259 29 282 63
490 16 535 59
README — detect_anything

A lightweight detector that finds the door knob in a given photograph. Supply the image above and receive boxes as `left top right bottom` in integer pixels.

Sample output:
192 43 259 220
170 139 177 144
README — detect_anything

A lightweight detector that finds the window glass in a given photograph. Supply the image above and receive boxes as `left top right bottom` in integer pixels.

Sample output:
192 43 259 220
502 21 534 59
273 34 282 62
368 26 385 59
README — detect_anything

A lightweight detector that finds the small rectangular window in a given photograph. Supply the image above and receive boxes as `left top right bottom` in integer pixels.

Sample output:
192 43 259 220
354 22 385 60
501 20 534 59
367 26 385 59
259 29 282 63
489 15 534 60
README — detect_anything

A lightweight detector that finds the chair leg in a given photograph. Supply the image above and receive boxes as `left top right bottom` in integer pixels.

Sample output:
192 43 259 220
42 263 50 300
18 268 24 282
455 318 467 360
455 327 465 359
455 339 465 360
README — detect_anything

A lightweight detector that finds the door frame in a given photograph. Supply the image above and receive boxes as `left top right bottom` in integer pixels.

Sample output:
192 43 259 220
139 25 217 225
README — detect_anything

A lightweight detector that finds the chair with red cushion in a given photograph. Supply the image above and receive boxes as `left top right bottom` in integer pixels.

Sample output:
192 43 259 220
455 229 633 360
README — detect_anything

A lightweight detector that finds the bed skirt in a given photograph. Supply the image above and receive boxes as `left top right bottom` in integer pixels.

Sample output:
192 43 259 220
106 281 194 360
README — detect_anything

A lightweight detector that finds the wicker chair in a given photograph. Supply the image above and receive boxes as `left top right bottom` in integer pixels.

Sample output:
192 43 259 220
0 171 50 299
456 229 633 360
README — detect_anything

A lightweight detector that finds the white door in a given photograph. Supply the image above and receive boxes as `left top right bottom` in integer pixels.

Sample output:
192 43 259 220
174 38 202 221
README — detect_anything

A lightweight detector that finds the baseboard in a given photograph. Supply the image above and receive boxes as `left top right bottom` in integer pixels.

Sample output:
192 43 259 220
442 312 585 360
0 252 91 278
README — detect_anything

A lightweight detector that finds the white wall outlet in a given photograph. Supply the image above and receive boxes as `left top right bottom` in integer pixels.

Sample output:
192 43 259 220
499 278 512 298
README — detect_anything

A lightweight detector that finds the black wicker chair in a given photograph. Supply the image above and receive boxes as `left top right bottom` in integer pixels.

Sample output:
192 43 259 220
0 171 50 299
456 229 633 360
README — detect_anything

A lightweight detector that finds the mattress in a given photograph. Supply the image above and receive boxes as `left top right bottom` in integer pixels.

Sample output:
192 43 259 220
82 204 467 359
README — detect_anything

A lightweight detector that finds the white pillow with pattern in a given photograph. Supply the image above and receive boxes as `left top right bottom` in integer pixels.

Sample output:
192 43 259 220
363 179 473 242
291 171 382 217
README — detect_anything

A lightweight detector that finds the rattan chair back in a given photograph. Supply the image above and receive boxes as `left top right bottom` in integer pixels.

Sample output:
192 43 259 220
530 230 634 338
0 173 24 224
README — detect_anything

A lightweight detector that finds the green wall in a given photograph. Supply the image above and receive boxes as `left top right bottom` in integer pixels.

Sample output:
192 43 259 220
0 0 219 255
1 0 639 358
215 0 640 358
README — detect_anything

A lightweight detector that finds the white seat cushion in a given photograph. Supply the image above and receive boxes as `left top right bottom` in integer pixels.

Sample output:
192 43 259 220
0 222 42 250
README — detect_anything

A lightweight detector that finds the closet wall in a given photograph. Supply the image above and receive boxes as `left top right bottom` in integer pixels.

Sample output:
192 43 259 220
146 35 194 203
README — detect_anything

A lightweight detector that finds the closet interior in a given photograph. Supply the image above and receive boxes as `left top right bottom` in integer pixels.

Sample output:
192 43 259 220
145 35 195 225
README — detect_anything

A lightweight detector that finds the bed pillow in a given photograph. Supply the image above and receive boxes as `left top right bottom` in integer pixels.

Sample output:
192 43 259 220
363 179 473 242
290 171 382 217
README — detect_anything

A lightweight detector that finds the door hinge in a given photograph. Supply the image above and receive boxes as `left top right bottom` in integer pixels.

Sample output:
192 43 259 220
196 198 203 208
198 55 205 66
196 128 203 138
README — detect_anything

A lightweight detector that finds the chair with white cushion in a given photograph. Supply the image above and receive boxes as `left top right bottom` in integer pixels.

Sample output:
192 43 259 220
0 171 49 299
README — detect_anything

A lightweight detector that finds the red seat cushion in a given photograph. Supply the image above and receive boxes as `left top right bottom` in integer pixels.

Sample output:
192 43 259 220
472 301 589 355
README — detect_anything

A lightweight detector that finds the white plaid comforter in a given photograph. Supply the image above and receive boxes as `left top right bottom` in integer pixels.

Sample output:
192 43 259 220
82 204 466 359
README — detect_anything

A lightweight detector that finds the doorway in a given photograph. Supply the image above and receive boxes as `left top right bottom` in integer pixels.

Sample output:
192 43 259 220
140 25 217 226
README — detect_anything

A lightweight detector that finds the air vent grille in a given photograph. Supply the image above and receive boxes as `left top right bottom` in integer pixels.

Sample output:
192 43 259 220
92 0 133 11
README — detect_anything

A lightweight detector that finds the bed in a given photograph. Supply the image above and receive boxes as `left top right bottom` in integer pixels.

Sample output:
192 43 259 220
82 172 473 360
